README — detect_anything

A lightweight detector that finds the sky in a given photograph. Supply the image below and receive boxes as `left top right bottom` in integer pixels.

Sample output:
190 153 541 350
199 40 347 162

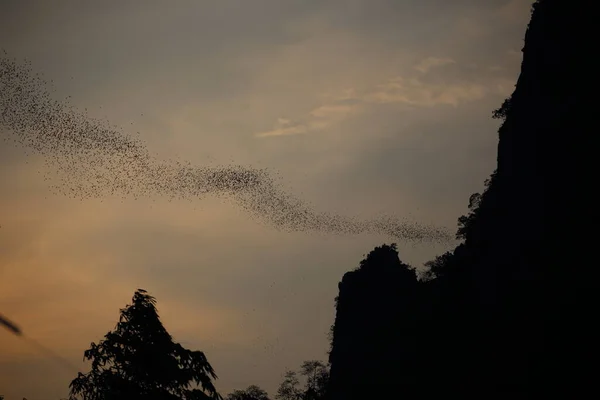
0 0 532 398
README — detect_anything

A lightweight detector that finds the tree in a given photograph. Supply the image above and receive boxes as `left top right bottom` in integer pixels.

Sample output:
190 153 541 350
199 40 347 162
492 95 512 120
69 289 222 400
456 193 482 240
456 171 495 240
423 251 455 281
226 385 270 400
299 361 328 400
275 362 329 400
275 370 302 400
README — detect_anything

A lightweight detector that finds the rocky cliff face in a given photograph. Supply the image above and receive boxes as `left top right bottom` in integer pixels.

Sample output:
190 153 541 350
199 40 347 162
327 0 596 396
327 244 423 400
463 0 594 390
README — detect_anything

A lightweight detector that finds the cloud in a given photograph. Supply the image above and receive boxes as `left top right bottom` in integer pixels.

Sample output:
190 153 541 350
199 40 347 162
365 75 490 107
414 57 456 73
309 104 359 118
255 124 309 138
255 53 513 139
255 103 362 138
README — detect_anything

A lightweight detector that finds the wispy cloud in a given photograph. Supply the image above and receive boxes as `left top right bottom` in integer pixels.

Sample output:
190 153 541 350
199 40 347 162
364 76 488 107
309 104 359 119
255 123 309 138
255 103 362 138
255 55 512 139
414 57 456 73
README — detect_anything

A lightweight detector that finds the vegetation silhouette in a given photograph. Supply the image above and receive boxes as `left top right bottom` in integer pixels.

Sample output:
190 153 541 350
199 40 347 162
225 385 270 400
68 289 222 400
275 361 329 400
327 0 595 397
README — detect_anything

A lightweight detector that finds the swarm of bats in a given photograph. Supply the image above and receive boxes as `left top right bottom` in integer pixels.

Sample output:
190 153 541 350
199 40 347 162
1 51 453 244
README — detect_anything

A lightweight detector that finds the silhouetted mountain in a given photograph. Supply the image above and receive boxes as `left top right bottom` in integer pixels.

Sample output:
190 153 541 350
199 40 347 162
327 244 425 398
443 0 595 392
327 0 595 396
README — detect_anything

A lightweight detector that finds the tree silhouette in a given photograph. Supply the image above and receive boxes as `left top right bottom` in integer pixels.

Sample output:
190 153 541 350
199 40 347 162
275 362 329 400
69 289 222 400
492 95 512 120
275 370 302 400
226 385 270 400
298 361 328 400
455 171 494 241
422 250 455 280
